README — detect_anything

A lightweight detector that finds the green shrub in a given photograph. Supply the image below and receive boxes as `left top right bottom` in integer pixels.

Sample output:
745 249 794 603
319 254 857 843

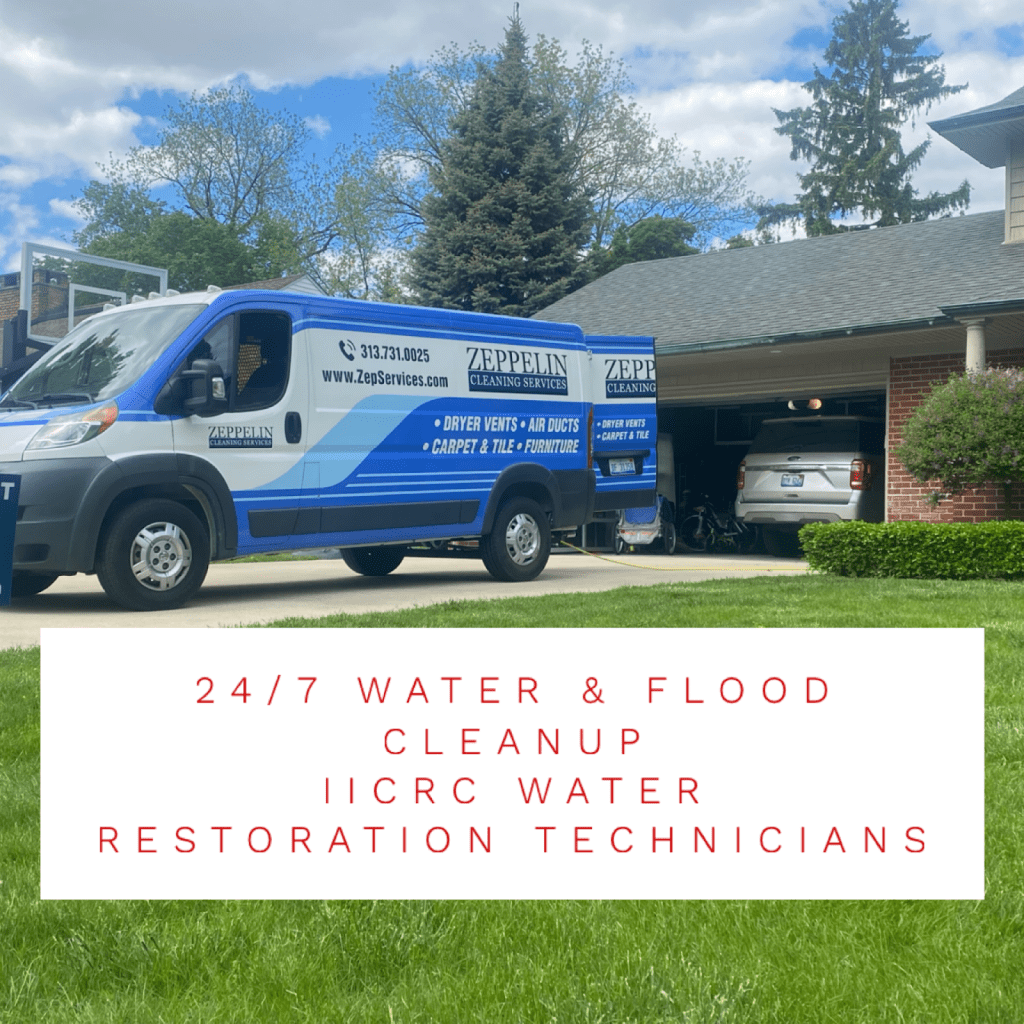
800 520 1024 579
897 367 1024 516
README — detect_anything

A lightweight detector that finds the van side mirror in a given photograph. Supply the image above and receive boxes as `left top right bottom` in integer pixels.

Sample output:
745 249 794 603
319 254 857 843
182 359 228 417
154 360 228 417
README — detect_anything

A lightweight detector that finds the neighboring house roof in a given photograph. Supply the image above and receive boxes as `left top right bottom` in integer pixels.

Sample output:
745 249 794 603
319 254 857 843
223 273 325 295
930 87 1024 168
535 210 1024 355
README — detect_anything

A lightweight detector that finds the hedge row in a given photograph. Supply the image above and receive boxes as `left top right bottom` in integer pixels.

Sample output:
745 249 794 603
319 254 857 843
799 520 1024 580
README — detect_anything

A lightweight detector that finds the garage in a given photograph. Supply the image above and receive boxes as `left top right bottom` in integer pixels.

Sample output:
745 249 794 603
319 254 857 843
538 87 1024 530
658 390 886 523
537 206 1024 529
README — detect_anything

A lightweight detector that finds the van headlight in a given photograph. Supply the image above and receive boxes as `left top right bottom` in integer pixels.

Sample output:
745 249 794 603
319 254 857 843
26 402 119 450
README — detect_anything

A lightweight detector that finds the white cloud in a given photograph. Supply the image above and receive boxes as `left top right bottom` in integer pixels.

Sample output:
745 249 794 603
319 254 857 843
640 79 808 202
640 36 1023 213
0 0 1021 267
48 198 87 224
305 114 332 138
0 195 41 271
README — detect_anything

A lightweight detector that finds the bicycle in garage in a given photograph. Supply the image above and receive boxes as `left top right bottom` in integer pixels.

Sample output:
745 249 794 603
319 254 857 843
677 495 759 554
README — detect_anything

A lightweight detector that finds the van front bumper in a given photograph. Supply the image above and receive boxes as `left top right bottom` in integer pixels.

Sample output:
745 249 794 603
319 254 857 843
1 457 111 573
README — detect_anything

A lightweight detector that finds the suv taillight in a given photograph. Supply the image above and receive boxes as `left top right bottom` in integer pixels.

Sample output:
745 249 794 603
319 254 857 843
850 459 872 490
736 460 746 490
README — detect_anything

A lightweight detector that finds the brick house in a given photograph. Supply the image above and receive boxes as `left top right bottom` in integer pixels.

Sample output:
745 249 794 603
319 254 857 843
536 86 1024 523
0 268 74 339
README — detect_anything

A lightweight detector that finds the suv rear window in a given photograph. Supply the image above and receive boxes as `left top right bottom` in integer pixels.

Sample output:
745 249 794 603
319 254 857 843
749 418 883 454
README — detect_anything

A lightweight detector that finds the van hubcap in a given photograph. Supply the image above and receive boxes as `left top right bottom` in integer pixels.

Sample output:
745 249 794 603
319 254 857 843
504 513 540 566
131 522 193 591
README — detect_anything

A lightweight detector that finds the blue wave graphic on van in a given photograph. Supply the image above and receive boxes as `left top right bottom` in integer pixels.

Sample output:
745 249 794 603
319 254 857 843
252 393 426 493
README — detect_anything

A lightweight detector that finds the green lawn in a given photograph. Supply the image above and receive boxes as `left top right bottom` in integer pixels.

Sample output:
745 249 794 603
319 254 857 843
2 575 1022 1023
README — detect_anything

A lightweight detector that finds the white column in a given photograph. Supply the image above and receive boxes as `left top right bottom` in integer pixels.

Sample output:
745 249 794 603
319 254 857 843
962 318 988 374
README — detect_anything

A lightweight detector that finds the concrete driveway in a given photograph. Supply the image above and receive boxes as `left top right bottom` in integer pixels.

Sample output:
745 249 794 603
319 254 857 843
0 549 808 649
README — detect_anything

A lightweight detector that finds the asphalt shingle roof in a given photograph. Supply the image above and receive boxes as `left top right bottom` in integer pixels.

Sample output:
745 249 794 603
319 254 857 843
536 210 1024 352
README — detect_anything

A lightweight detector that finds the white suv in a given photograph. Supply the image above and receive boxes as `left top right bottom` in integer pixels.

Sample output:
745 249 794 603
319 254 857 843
734 416 884 556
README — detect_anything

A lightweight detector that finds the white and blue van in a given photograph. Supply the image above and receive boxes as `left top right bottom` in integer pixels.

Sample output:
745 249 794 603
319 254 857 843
0 289 655 609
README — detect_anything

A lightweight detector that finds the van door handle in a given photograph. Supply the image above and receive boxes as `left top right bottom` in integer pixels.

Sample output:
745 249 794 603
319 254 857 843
285 411 302 444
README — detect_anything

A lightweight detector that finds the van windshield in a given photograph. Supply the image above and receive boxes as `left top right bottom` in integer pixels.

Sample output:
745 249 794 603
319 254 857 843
1 303 206 409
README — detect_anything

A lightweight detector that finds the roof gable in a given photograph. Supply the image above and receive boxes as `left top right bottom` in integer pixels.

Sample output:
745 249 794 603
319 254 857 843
223 273 325 295
929 86 1024 168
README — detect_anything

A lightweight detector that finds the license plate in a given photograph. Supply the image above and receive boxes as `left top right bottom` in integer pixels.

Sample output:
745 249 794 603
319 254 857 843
781 474 804 487
609 458 635 475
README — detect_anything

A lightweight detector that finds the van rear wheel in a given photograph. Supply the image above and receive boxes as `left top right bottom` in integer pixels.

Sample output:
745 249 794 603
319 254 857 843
97 499 210 611
341 546 406 576
482 498 551 582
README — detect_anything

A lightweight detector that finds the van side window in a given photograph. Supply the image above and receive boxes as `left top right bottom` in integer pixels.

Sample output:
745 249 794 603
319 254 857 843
234 311 292 411
188 317 235 394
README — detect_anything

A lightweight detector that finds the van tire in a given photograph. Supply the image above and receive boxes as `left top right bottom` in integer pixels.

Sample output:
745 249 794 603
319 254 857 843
341 546 406 576
10 572 59 598
97 499 210 611
482 498 551 582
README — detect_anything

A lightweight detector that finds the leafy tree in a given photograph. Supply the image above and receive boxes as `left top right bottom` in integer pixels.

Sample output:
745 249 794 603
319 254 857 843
84 211 301 293
73 179 163 250
74 86 345 284
350 24 760 299
315 148 408 301
897 368 1024 518
588 215 698 276
122 86 305 232
527 37 756 252
410 14 591 316
761 0 969 236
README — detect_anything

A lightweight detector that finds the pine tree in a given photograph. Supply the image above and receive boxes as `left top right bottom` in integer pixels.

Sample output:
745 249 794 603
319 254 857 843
411 13 591 316
762 0 969 236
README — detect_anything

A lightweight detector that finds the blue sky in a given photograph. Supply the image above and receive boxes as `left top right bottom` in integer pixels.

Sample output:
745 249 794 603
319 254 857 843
2 1 1022 271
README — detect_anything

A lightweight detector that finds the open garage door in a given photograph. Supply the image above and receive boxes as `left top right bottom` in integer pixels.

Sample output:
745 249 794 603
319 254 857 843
658 391 887 521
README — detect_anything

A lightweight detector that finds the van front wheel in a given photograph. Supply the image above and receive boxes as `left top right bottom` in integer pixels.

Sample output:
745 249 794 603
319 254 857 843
97 499 210 611
482 498 551 582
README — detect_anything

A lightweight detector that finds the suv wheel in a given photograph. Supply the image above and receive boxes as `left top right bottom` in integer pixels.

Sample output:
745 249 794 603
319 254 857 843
763 529 802 558
663 522 677 555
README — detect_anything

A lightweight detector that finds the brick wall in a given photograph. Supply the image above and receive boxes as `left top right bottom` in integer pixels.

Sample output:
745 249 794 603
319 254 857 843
887 349 1024 522
1 272 70 333
0 284 20 323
